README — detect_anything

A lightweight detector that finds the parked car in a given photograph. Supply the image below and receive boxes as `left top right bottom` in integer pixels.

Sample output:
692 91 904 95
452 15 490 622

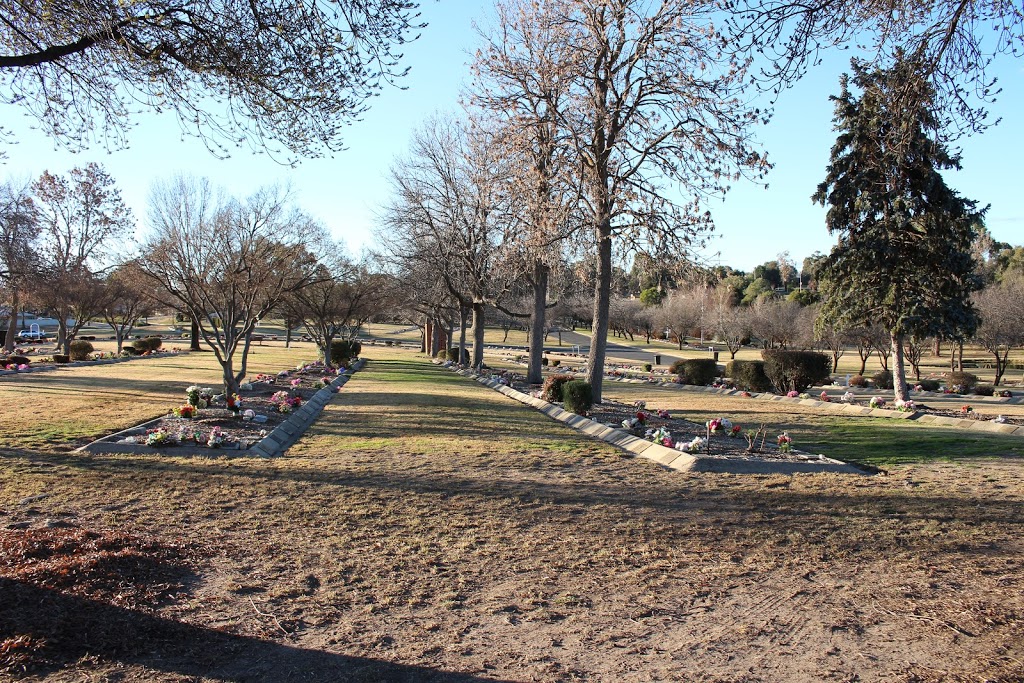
15 329 48 342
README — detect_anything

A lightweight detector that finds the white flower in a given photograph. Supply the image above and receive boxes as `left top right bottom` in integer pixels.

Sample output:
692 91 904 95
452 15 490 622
841 392 856 403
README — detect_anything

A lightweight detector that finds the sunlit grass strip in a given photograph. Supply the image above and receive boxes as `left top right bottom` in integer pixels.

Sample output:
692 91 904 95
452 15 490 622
290 348 623 463
0 346 319 452
598 382 1024 466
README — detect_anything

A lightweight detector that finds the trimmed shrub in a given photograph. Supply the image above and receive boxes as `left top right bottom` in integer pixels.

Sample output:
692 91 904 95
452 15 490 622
132 336 163 353
917 379 941 392
974 384 995 397
550 359 560 367
848 374 868 388
673 358 718 386
542 374 575 403
871 370 893 390
6 355 30 366
947 371 978 394
563 380 593 415
53 354 70 364
69 339 94 361
541 357 549 367
444 347 459 362
669 359 686 375
331 339 361 366
727 360 772 393
123 346 138 356
762 350 831 394
642 363 652 372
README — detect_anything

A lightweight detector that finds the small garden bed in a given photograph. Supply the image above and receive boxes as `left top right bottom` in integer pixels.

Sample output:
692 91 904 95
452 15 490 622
479 365 827 463
90 360 353 453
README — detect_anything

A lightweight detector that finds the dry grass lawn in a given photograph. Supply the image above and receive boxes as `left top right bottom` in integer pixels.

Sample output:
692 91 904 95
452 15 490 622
1 346 1023 682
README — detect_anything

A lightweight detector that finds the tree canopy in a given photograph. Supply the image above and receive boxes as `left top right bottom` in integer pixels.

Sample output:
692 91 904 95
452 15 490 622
813 56 983 400
727 0 1022 139
0 0 422 160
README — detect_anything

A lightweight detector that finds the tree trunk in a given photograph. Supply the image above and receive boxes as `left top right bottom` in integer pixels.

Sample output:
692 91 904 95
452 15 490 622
992 349 1006 386
57 317 69 354
191 316 202 351
586 221 613 404
4 287 19 353
458 303 469 365
471 301 485 369
430 318 444 357
527 261 549 385
891 332 909 402
934 337 942 357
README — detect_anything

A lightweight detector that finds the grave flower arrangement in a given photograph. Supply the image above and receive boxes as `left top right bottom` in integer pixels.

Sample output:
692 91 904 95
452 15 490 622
270 390 302 414
777 432 793 453
676 436 705 453
172 404 196 419
869 396 886 409
207 426 225 448
893 399 916 413
146 428 172 447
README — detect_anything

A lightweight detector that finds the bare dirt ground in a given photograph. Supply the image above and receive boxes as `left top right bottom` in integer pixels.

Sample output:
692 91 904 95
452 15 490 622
1 354 1023 682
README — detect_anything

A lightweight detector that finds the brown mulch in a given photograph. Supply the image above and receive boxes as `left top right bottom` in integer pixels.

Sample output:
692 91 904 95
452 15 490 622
0 526 201 674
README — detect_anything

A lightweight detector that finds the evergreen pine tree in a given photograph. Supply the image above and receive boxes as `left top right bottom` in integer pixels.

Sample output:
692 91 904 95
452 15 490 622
813 56 983 402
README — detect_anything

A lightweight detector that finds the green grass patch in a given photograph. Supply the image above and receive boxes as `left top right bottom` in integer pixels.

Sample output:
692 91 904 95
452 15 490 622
803 418 1024 466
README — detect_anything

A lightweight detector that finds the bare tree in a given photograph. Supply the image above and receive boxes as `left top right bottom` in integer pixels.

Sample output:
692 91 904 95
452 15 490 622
141 176 323 395
98 260 157 354
727 0 1022 141
903 336 928 382
284 251 389 361
381 116 510 369
0 0 422 159
548 0 767 402
0 178 39 352
814 315 850 373
31 163 134 353
471 0 580 384
656 290 702 350
974 277 1024 385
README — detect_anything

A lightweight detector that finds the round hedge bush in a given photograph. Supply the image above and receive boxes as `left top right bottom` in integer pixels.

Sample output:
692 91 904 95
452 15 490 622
563 380 593 415
69 339 94 361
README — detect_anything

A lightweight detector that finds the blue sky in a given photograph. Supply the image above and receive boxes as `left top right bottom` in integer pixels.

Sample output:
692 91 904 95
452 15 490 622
3 0 1021 272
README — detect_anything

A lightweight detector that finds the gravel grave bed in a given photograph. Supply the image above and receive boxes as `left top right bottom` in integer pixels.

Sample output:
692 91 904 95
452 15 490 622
103 363 347 451
498 372 823 462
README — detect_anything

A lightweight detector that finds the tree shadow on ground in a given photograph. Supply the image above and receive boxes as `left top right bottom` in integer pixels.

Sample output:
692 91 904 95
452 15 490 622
5 447 1022 560
0 578 516 682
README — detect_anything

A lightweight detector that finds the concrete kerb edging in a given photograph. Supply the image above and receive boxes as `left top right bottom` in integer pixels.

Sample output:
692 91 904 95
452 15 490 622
603 374 1024 438
77 358 367 458
436 362 864 475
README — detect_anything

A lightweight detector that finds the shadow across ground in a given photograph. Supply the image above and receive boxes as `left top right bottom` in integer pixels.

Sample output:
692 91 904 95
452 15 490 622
0 578 515 682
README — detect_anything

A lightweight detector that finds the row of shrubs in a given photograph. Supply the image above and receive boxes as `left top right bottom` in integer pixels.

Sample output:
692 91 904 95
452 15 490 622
667 352 999 396
669 352 832 394
849 371 996 395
